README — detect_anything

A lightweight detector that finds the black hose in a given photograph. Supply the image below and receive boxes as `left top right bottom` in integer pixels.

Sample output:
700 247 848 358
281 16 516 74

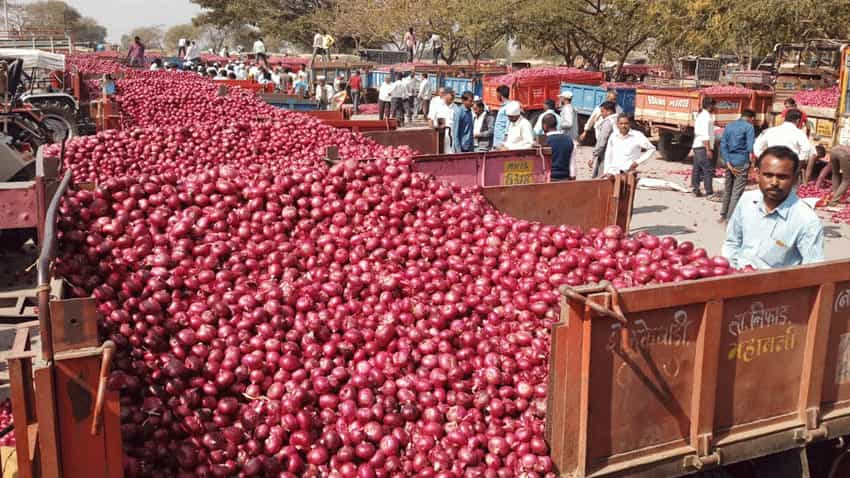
37 169 72 286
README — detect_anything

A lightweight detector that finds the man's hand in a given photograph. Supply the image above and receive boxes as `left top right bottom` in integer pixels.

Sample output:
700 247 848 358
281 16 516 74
579 132 586 142
706 149 714 160
628 163 638 172
587 158 594 169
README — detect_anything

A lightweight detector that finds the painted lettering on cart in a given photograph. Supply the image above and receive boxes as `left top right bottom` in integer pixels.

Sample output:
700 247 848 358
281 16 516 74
606 310 692 353
835 288 850 312
727 327 797 363
502 160 533 185
714 100 741 110
727 301 790 337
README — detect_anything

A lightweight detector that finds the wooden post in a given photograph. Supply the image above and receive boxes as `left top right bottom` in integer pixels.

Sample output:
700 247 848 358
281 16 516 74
798 283 835 430
689 300 724 456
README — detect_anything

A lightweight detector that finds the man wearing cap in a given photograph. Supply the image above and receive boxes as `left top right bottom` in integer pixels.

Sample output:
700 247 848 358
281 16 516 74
500 101 534 150
559 91 578 140
315 76 334 110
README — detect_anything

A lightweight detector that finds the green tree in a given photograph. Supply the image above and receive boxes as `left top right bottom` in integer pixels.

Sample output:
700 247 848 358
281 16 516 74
11 1 108 45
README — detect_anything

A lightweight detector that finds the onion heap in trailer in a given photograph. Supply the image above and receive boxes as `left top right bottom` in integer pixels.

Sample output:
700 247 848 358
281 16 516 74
50 54 735 477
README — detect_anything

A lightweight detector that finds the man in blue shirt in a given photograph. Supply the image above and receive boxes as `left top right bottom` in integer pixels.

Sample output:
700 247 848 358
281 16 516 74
542 114 575 180
492 85 510 149
722 146 824 270
719 109 756 222
454 91 475 152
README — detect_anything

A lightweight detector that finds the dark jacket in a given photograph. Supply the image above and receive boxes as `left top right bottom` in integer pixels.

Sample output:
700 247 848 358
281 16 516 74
545 132 575 179
474 111 495 151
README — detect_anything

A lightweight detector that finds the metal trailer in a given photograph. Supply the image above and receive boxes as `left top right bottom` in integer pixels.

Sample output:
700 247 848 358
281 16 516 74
559 83 637 117
634 88 755 162
482 72 606 124
1 152 122 478
547 259 850 478
363 126 448 155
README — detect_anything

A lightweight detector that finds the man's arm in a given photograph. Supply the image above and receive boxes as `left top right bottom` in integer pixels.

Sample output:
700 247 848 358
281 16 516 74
462 116 474 152
721 204 744 268
583 107 599 132
603 136 614 173
592 120 611 159
745 124 755 156
798 218 825 264
753 131 767 158
561 107 574 129
798 131 816 162
719 129 731 165
635 133 657 166
695 113 712 156
493 110 506 148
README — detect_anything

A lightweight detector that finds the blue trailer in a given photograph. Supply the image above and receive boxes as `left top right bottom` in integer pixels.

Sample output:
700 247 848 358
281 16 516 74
558 83 637 116
259 93 319 111
368 70 439 90
442 76 483 98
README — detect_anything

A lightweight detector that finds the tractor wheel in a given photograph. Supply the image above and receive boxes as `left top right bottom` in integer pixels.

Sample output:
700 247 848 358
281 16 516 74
658 131 690 162
30 99 78 142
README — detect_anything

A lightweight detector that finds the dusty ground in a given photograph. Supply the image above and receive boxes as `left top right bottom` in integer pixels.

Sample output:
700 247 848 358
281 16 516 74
572 145 850 261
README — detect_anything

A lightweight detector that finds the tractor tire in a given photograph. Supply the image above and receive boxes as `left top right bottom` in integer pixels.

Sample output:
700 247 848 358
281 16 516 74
658 131 690 162
30 99 78 142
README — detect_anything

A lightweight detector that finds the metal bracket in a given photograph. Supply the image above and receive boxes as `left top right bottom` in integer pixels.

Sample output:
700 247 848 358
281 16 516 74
683 450 722 471
794 425 829 444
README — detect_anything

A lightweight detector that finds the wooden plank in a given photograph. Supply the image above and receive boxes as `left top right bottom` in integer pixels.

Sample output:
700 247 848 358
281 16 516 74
689 300 723 456
614 260 850 313
576 295 604 477
7 359 34 478
546 293 588 474
798 282 835 428
103 390 123 478
49 298 99 354
33 367 61 478
54 356 106 478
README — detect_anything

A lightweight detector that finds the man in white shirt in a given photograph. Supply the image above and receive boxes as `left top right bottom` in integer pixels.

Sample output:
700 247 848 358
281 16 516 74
418 74 433 119
603 114 656 175
427 87 446 127
178 38 187 58
427 89 455 153
559 91 578 140
253 38 268 69
500 101 534 150
753 109 815 170
430 33 443 64
389 73 407 126
315 76 334 110
405 73 419 123
691 97 717 197
311 32 325 64
378 76 394 120
581 89 622 141
184 41 201 65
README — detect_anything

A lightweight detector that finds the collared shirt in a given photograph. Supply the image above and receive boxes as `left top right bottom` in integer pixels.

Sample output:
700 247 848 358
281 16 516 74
313 33 324 48
593 113 616 159
754 121 815 161
533 110 561 136
456 106 474 152
492 102 509 148
429 100 455 153
603 128 655 175
178 38 187 47
418 79 432 99
349 74 362 91
315 84 334 103
403 77 418 97
503 117 534 150
390 80 406 99
404 31 416 48
560 103 578 139
184 44 200 60
431 34 442 49
692 109 714 148
584 103 622 131
128 42 145 61
722 190 824 269
253 40 266 54
378 82 393 102
720 118 755 167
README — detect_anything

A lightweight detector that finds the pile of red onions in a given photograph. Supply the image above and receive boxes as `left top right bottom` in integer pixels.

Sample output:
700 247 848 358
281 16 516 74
0 399 13 447
699 85 753 95
53 54 735 477
794 86 840 108
797 180 850 224
486 67 604 86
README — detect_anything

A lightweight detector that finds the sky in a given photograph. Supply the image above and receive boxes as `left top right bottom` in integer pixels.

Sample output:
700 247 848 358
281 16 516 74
65 0 203 42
